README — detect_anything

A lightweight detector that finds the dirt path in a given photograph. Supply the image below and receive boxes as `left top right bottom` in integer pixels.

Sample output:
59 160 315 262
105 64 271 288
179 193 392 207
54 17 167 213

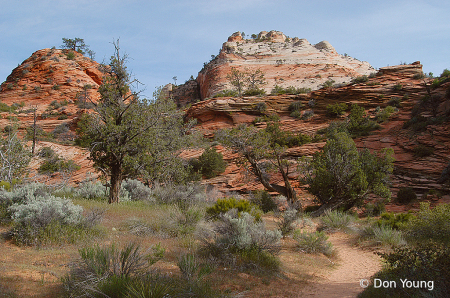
301 233 382 298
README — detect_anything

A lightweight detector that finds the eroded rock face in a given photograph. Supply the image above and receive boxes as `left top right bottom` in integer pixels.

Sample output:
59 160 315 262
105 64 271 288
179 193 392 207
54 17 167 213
0 48 104 184
186 62 450 201
175 30 375 103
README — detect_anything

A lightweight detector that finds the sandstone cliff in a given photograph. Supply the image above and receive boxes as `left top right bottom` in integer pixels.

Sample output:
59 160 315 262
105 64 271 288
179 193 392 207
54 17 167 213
174 30 375 105
0 48 103 184
185 62 450 207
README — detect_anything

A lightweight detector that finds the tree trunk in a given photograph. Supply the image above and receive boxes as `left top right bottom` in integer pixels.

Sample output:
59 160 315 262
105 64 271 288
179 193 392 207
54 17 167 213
109 163 122 203
245 153 299 207
276 155 299 208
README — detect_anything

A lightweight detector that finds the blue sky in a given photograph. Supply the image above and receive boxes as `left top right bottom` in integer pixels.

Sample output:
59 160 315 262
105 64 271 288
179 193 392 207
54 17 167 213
1 0 449 98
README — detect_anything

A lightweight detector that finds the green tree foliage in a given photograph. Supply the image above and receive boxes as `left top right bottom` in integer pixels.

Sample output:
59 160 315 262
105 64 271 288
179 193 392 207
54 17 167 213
302 131 394 216
61 37 89 54
194 147 227 179
79 41 196 203
217 122 303 206
0 128 31 185
226 67 266 96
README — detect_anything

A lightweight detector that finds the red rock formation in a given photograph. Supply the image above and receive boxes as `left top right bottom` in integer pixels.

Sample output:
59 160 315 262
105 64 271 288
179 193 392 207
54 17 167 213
0 48 104 184
174 30 375 104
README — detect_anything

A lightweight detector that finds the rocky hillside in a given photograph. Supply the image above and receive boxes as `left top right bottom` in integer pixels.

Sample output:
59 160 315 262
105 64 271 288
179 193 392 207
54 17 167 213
171 30 374 105
185 61 450 207
0 48 103 184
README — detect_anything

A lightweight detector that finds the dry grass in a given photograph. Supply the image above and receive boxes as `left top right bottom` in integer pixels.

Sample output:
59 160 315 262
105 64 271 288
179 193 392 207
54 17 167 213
0 199 365 297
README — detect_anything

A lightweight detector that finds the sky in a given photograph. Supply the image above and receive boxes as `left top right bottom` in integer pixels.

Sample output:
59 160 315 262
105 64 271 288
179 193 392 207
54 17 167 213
1 0 449 98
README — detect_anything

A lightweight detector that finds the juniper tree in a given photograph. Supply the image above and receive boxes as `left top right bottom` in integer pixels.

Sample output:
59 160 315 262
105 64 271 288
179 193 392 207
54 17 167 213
80 41 196 203
301 130 394 216
61 38 89 54
217 123 302 207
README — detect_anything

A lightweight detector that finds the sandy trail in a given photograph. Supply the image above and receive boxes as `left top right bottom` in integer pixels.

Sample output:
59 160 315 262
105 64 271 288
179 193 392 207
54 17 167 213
301 233 382 298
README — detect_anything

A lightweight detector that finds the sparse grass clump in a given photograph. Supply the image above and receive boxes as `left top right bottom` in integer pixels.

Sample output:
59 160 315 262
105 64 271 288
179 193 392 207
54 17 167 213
359 225 406 247
318 210 355 232
293 230 334 256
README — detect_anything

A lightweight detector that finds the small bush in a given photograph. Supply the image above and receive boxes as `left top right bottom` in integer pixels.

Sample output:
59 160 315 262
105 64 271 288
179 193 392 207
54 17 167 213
302 109 314 120
387 97 402 108
289 101 303 112
396 187 417 204
254 102 267 112
375 212 415 230
63 242 165 298
352 75 369 84
213 90 238 98
318 210 355 232
39 157 80 174
412 144 434 157
7 194 96 246
293 230 334 256
326 103 348 117
65 51 75 60
121 179 153 201
359 243 450 298
275 208 300 236
74 180 107 200
364 201 385 217
393 83 403 91
151 182 206 209
359 225 406 247
199 210 281 271
205 197 261 221
250 190 277 213
243 88 266 96
405 202 450 244
375 106 397 123
38 146 56 158
195 147 227 179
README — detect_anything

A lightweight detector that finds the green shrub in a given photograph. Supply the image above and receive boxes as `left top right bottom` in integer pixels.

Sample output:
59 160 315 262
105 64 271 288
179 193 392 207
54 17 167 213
206 197 261 220
7 194 100 246
193 147 227 179
254 102 267 112
213 90 238 98
405 202 450 244
289 101 303 112
275 208 300 236
318 210 355 232
38 146 56 158
326 103 348 117
302 109 314 120
359 243 450 298
63 242 164 298
393 83 403 91
65 51 75 60
359 225 406 247
121 179 152 201
199 211 281 271
387 97 402 108
346 104 380 136
396 187 417 204
352 75 369 84
243 88 266 96
376 212 415 230
375 106 397 123
39 157 80 174
293 230 333 256
412 144 434 157
364 201 385 217
74 180 107 200
250 190 277 213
